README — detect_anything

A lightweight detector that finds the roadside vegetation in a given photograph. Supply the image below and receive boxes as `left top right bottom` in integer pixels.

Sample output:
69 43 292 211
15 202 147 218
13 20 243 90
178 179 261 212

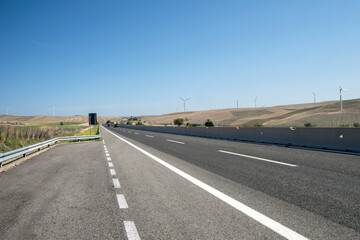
78 124 99 136
0 122 93 153
174 118 184 126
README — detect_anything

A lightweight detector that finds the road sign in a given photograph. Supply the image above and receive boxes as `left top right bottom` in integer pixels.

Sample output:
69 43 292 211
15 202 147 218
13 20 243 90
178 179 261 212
89 113 97 125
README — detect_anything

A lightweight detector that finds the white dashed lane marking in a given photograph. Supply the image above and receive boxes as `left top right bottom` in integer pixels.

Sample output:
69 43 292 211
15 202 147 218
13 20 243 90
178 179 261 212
218 150 298 167
106 153 110 157
107 157 111 161
116 194 129 209
110 169 116 176
166 139 185 145
108 162 114 168
124 221 141 240
113 178 121 188
135 132 139 135
145 135 154 138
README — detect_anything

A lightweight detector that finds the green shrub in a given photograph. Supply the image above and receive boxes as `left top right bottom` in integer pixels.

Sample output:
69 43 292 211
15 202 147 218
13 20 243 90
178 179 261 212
136 121 142 125
354 122 360 127
0 145 9 152
304 122 316 127
339 124 349 128
126 121 133 125
204 119 214 127
174 118 184 126
4 139 13 147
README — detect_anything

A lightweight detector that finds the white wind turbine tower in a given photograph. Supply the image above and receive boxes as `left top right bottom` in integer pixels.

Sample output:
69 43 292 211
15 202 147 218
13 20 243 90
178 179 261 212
254 96 257 108
312 92 316 103
179 97 190 113
5 107 9 115
234 99 239 108
49 105 56 116
339 85 348 111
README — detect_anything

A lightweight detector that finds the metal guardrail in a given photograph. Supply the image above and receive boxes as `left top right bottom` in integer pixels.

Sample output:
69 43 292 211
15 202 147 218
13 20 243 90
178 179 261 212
0 134 101 167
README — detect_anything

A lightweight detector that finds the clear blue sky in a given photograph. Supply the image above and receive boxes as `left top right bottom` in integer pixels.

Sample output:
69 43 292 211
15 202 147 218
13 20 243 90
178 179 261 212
1 0 359 116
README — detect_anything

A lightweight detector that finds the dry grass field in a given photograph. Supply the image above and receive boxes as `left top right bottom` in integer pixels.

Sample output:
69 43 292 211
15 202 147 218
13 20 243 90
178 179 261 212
0 115 122 126
0 115 120 153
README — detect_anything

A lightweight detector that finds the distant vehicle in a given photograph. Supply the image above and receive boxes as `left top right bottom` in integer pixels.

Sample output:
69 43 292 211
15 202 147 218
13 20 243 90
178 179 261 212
114 124 118 127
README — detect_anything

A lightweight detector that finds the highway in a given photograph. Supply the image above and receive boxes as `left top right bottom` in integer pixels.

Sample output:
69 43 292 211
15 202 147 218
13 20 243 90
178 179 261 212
0 125 359 239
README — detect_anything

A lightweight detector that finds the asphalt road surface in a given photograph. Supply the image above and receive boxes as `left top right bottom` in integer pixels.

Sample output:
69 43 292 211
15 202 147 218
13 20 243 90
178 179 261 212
0 125 359 239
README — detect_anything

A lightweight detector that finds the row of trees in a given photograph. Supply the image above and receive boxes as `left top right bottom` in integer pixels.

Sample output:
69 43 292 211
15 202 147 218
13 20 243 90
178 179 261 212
173 118 214 127
106 120 143 126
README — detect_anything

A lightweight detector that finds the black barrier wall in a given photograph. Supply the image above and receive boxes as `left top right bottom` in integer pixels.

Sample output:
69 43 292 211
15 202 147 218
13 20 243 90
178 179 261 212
113 125 360 153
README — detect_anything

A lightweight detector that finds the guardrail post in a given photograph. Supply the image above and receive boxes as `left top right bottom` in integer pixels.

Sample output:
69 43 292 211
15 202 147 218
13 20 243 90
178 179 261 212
0 162 2 168
23 153 27 157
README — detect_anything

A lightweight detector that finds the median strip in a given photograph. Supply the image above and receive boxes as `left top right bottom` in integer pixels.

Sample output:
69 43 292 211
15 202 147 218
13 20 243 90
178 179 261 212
218 150 298 167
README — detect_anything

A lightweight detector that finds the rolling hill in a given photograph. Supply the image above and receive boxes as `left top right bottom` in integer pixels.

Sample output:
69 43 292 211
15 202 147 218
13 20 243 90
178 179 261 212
140 99 360 127
1 99 359 127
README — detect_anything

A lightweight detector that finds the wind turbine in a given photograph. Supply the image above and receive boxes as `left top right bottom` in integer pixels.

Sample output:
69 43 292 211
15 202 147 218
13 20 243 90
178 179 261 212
234 99 239 108
179 98 190 113
339 85 348 111
5 107 9 115
312 92 316 103
49 105 56 116
254 96 257 108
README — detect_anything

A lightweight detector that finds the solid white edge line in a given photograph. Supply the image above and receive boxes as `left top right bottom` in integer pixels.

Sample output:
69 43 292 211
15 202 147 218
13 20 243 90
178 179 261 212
124 221 141 240
166 139 185 145
103 126 308 240
108 162 114 168
219 150 298 167
145 135 154 138
116 194 128 209
107 157 112 161
110 168 116 176
113 178 121 188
